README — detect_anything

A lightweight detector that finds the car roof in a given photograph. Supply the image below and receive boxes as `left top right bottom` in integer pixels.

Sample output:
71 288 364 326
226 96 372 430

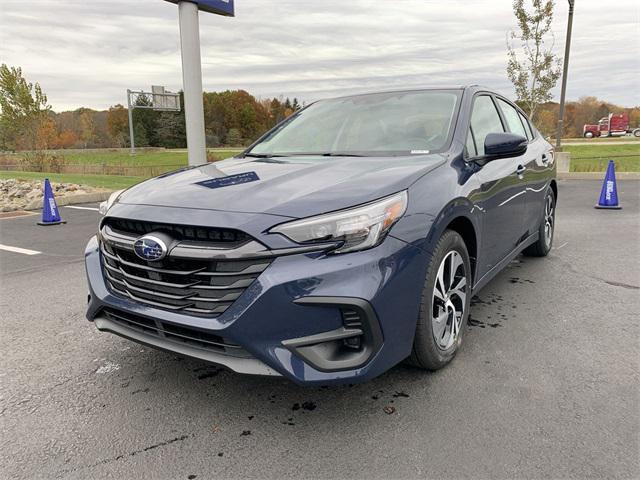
322 85 496 102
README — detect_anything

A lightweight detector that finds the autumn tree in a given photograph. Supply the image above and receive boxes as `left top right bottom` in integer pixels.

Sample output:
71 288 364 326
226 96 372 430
203 90 271 145
507 0 562 121
628 108 640 130
0 64 51 150
35 116 59 149
78 109 96 148
57 129 79 149
535 107 557 137
107 104 129 147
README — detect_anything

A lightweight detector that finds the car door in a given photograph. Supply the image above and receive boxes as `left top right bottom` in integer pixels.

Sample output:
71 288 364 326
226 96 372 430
467 94 526 276
495 98 551 237
517 109 553 237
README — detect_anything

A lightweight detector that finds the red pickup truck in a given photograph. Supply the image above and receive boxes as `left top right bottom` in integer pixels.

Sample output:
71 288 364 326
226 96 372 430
583 112 640 138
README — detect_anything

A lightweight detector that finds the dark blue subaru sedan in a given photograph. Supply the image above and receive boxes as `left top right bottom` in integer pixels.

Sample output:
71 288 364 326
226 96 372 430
85 86 556 385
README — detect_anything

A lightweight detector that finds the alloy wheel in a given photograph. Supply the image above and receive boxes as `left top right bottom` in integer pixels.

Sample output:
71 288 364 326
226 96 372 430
544 193 555 247
431 250 467 350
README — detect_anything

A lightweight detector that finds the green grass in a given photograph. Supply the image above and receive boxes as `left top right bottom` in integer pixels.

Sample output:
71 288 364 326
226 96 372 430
563 143 640 172
564 137 640 143
3 144 637 190
0 171 144 190
52 148 242 167
1 148 244 180
0 149 244 189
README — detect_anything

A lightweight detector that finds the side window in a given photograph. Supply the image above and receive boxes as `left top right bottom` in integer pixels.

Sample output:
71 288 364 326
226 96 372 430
518 111 535 140
496 98 528 139
470 95 504 156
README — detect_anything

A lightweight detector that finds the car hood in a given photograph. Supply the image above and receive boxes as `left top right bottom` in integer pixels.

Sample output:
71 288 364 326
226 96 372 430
118 154 447 219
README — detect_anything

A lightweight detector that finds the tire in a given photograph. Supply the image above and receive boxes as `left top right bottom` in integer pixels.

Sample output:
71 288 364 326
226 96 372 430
583 131 594 138
633 129 640 138
408 230 471 370
523 188 556 257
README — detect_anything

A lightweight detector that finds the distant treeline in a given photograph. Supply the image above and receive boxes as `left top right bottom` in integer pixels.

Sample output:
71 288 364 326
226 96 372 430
38 94 640 151
6 89 640 152
531 97 640 138
8 90 302 151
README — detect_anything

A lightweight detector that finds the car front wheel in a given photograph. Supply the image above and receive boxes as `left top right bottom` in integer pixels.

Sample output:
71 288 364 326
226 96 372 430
523 188 556 257
408 230 471 370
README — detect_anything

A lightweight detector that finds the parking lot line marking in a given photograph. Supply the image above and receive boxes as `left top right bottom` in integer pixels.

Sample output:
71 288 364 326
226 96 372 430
554 242 568 250
0 244 42 256
0 210 37 219
65 206 100 211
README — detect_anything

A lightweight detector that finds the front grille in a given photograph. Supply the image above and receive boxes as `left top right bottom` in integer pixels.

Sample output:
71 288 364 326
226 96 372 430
100 238 271 317
103 308 252 358
104 217 251 247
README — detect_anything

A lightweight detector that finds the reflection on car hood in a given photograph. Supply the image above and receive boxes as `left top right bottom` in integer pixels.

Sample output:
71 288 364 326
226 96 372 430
118 154 447 218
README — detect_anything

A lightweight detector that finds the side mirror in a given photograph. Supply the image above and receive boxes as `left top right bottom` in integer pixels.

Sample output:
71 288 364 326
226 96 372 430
484 132 528 158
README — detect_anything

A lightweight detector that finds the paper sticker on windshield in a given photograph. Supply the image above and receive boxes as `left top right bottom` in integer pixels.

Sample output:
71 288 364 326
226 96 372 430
196 171 260 189
410 150 430 154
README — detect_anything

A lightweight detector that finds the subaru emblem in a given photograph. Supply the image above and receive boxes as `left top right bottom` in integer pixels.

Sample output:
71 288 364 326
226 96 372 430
133 235 168 261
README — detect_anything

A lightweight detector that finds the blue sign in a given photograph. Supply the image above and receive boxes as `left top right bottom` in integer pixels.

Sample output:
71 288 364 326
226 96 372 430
164 0 234 16
196 171 259 189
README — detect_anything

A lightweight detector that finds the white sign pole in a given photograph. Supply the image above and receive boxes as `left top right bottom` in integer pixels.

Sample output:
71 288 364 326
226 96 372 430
178 1 207 166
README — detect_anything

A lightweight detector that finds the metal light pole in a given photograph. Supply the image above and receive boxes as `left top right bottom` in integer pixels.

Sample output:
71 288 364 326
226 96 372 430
127 89 136 155
163 0 234 164
178 1 207 166
555 0 575 150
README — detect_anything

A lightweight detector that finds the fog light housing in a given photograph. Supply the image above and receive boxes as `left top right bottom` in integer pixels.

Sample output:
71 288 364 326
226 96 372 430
282 297 383 372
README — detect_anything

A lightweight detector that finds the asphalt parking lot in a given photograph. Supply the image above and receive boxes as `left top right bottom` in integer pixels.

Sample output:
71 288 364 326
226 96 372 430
1 180 638 480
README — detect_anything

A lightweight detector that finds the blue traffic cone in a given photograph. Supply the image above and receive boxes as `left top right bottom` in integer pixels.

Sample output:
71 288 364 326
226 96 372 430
595 160 622 210
37 178 66 225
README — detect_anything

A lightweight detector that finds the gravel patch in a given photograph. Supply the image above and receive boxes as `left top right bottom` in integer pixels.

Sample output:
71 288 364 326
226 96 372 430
0 178 106 212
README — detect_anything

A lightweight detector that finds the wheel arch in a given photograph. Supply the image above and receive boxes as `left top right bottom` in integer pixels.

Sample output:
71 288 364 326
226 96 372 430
444 216 478 285
424 198 480 285
550 179 558 202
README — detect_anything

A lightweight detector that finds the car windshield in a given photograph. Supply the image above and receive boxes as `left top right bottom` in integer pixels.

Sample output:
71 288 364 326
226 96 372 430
247 89 461 157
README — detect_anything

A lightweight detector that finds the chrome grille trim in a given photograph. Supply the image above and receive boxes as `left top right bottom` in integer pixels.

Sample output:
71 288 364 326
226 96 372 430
99 228 273 316
100 224 339 260
99 219 338 317
102 262 254 290
104 271 240 303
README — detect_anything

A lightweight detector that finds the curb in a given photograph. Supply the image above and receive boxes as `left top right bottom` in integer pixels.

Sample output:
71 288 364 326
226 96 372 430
24 190 114 211
558 172 640 180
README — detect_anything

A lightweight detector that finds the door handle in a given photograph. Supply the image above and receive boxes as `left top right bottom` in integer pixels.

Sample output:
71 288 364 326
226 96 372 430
515 165 527 175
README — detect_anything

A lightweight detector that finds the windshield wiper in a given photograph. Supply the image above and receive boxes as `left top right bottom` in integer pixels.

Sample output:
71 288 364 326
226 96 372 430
244 152 367 158
293 152 367 157
321 152 366 157
243 153 290 158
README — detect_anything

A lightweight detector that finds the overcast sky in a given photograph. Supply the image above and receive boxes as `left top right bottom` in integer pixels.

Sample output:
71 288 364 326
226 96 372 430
1 0 638 112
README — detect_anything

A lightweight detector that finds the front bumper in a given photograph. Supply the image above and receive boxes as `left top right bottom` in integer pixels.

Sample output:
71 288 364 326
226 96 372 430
85 229 428 385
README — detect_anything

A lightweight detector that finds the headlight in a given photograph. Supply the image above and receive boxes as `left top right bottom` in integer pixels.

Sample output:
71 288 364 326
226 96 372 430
99 189 124 216
270 191 408 253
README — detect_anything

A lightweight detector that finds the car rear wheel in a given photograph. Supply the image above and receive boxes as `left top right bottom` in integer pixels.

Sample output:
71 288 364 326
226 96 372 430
523 188 556 257
408 230 471 370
